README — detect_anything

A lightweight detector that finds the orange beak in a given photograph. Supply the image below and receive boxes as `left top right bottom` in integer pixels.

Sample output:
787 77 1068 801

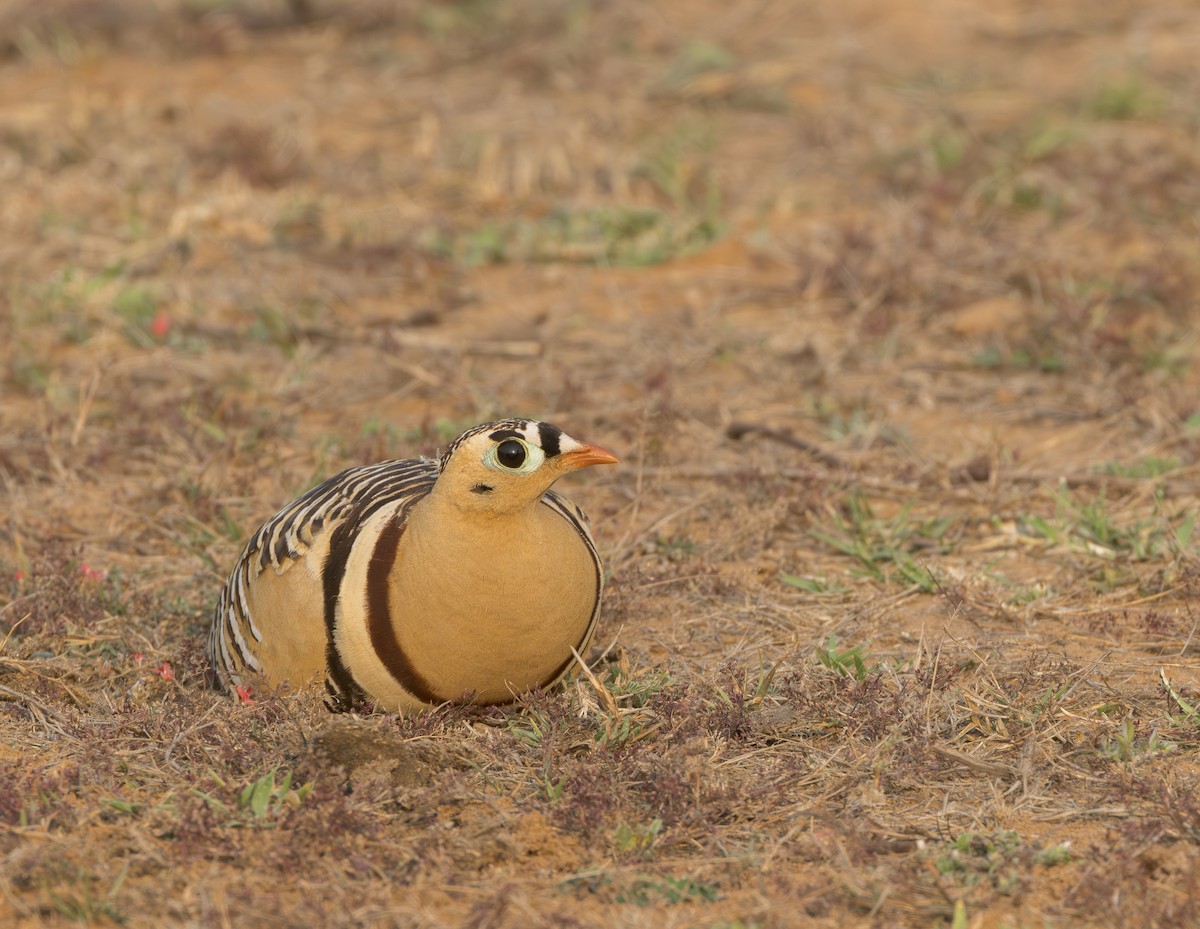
561 442 620 470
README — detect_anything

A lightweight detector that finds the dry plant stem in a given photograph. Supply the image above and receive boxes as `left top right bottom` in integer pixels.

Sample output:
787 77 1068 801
725 421 849 468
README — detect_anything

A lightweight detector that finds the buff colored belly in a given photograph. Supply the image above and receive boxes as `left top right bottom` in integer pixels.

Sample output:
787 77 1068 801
387 504 598 703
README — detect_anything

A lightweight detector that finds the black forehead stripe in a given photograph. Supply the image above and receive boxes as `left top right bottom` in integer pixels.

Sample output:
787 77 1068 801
488 429 524 442
537 422 562 457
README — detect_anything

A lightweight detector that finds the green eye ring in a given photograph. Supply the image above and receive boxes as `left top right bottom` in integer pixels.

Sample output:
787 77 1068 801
484 438 545 474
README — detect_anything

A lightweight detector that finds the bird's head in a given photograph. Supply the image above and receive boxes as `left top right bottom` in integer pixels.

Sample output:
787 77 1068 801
435 419 619 515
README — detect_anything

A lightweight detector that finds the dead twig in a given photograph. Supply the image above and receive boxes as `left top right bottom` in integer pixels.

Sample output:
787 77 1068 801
725 421 849 468
929 743 1017 778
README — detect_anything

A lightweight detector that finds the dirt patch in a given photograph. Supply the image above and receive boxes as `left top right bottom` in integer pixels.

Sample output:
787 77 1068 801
3 1 1200 926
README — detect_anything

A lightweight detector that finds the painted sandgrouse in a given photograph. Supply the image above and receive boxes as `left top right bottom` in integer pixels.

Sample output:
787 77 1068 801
207 419 618 712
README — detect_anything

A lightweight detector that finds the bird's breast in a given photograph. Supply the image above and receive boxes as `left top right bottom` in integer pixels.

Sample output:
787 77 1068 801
335 498 600 710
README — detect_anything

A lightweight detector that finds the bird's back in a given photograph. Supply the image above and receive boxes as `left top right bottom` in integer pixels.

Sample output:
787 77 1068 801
206 457 439 696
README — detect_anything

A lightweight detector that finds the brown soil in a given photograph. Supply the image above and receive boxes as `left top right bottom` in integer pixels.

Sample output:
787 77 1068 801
3 1 1200 927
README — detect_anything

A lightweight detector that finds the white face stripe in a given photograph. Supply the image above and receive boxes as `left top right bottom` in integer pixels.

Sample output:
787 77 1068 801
558 433 585 454
523 421 587 457
521 422 541 446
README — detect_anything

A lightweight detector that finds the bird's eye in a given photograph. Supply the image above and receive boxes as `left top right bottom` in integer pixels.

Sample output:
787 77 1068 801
496 440 526 469
483 438 545 475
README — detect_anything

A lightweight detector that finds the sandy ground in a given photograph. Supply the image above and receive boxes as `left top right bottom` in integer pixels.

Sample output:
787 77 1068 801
2 1 1200 926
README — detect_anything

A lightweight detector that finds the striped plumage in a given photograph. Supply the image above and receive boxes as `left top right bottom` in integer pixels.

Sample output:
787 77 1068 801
207 419 619 712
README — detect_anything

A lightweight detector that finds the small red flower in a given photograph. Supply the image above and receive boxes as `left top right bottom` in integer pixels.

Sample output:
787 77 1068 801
13 569 24 582
153 662 174 681
149 311 172 339
235 685 254 705
80 563 104 582
132 652 146 663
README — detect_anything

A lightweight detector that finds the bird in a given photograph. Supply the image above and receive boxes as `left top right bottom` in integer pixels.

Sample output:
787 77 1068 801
206 418 619 713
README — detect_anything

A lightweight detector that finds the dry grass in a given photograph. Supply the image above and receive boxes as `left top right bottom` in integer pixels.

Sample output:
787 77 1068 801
3 0 1200 926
